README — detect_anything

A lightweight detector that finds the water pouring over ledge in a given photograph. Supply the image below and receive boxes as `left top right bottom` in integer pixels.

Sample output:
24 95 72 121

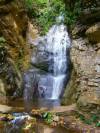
24 16 71 102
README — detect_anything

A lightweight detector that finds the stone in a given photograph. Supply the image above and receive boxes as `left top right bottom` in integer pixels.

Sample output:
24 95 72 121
63 20 100 113
27 22 39 45
72 24 87 38
88 81 99 87
0 105 12 113
0 0 31 96
77 91 100 112
72 38 88 51
95 43 100 50
23 69 38 100
51 104 76 113
71 41 100 111
0 0 29 65
95 65 100 72
86 22 100 43
0 79 6 96
79 7 100 24
53 115 59 122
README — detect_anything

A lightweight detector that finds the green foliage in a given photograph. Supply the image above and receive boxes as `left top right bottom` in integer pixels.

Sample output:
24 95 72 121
25 0 47 17
76 112 100 127
64 0 81 27
95 121 100 127
78 114 85 121
25 0 35 17
0 36 6 46
37 0 66 34
91 114 99 122
25 0 33 9
25 1 98 34
25 0 82 34
42 112 53 124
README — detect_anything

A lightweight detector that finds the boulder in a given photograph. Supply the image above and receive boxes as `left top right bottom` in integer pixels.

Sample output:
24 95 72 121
77 91 100 112
0 79 6 96
86 22 100 43
0 105 12 113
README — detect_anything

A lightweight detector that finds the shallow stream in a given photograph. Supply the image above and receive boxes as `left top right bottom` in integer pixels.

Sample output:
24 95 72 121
0 97 77 133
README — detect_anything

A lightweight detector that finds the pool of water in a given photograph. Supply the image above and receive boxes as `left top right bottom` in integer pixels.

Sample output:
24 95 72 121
1 122 75 133
0 96 61 111
0 96 78 133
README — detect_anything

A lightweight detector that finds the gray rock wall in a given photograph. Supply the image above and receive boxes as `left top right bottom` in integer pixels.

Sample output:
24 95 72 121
63 8 100 113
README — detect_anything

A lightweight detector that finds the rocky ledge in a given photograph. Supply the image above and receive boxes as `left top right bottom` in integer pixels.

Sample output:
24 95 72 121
63 8 100 113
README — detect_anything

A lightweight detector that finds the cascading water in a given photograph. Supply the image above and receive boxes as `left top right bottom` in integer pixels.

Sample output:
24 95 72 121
24 17 71 101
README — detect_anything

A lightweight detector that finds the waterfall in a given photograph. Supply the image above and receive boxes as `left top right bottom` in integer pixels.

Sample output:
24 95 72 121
24 18 71 100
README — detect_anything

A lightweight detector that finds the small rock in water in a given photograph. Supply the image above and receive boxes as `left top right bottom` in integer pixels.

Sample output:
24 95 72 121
0 113 14 121
53 115 59 122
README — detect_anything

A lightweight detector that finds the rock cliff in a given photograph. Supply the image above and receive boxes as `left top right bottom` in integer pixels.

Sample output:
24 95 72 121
0 0 30 97
63 7 100 113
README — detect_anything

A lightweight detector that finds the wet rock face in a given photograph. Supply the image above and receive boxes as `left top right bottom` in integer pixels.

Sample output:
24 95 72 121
64 17 100 112
24 24 71 100
0 0 30 96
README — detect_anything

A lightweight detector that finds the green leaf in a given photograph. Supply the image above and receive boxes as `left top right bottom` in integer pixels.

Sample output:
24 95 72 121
91 115 99 122
95 122 100 127
79 114 85 121
84 119 92 125
42 112 48 118
0 37 6 43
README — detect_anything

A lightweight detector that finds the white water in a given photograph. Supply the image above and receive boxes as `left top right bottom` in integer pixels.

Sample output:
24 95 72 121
46 24 70 76
34 24 70 99
24 19 71 100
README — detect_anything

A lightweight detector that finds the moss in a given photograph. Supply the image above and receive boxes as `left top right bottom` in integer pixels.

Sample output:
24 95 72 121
0 0 30 96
